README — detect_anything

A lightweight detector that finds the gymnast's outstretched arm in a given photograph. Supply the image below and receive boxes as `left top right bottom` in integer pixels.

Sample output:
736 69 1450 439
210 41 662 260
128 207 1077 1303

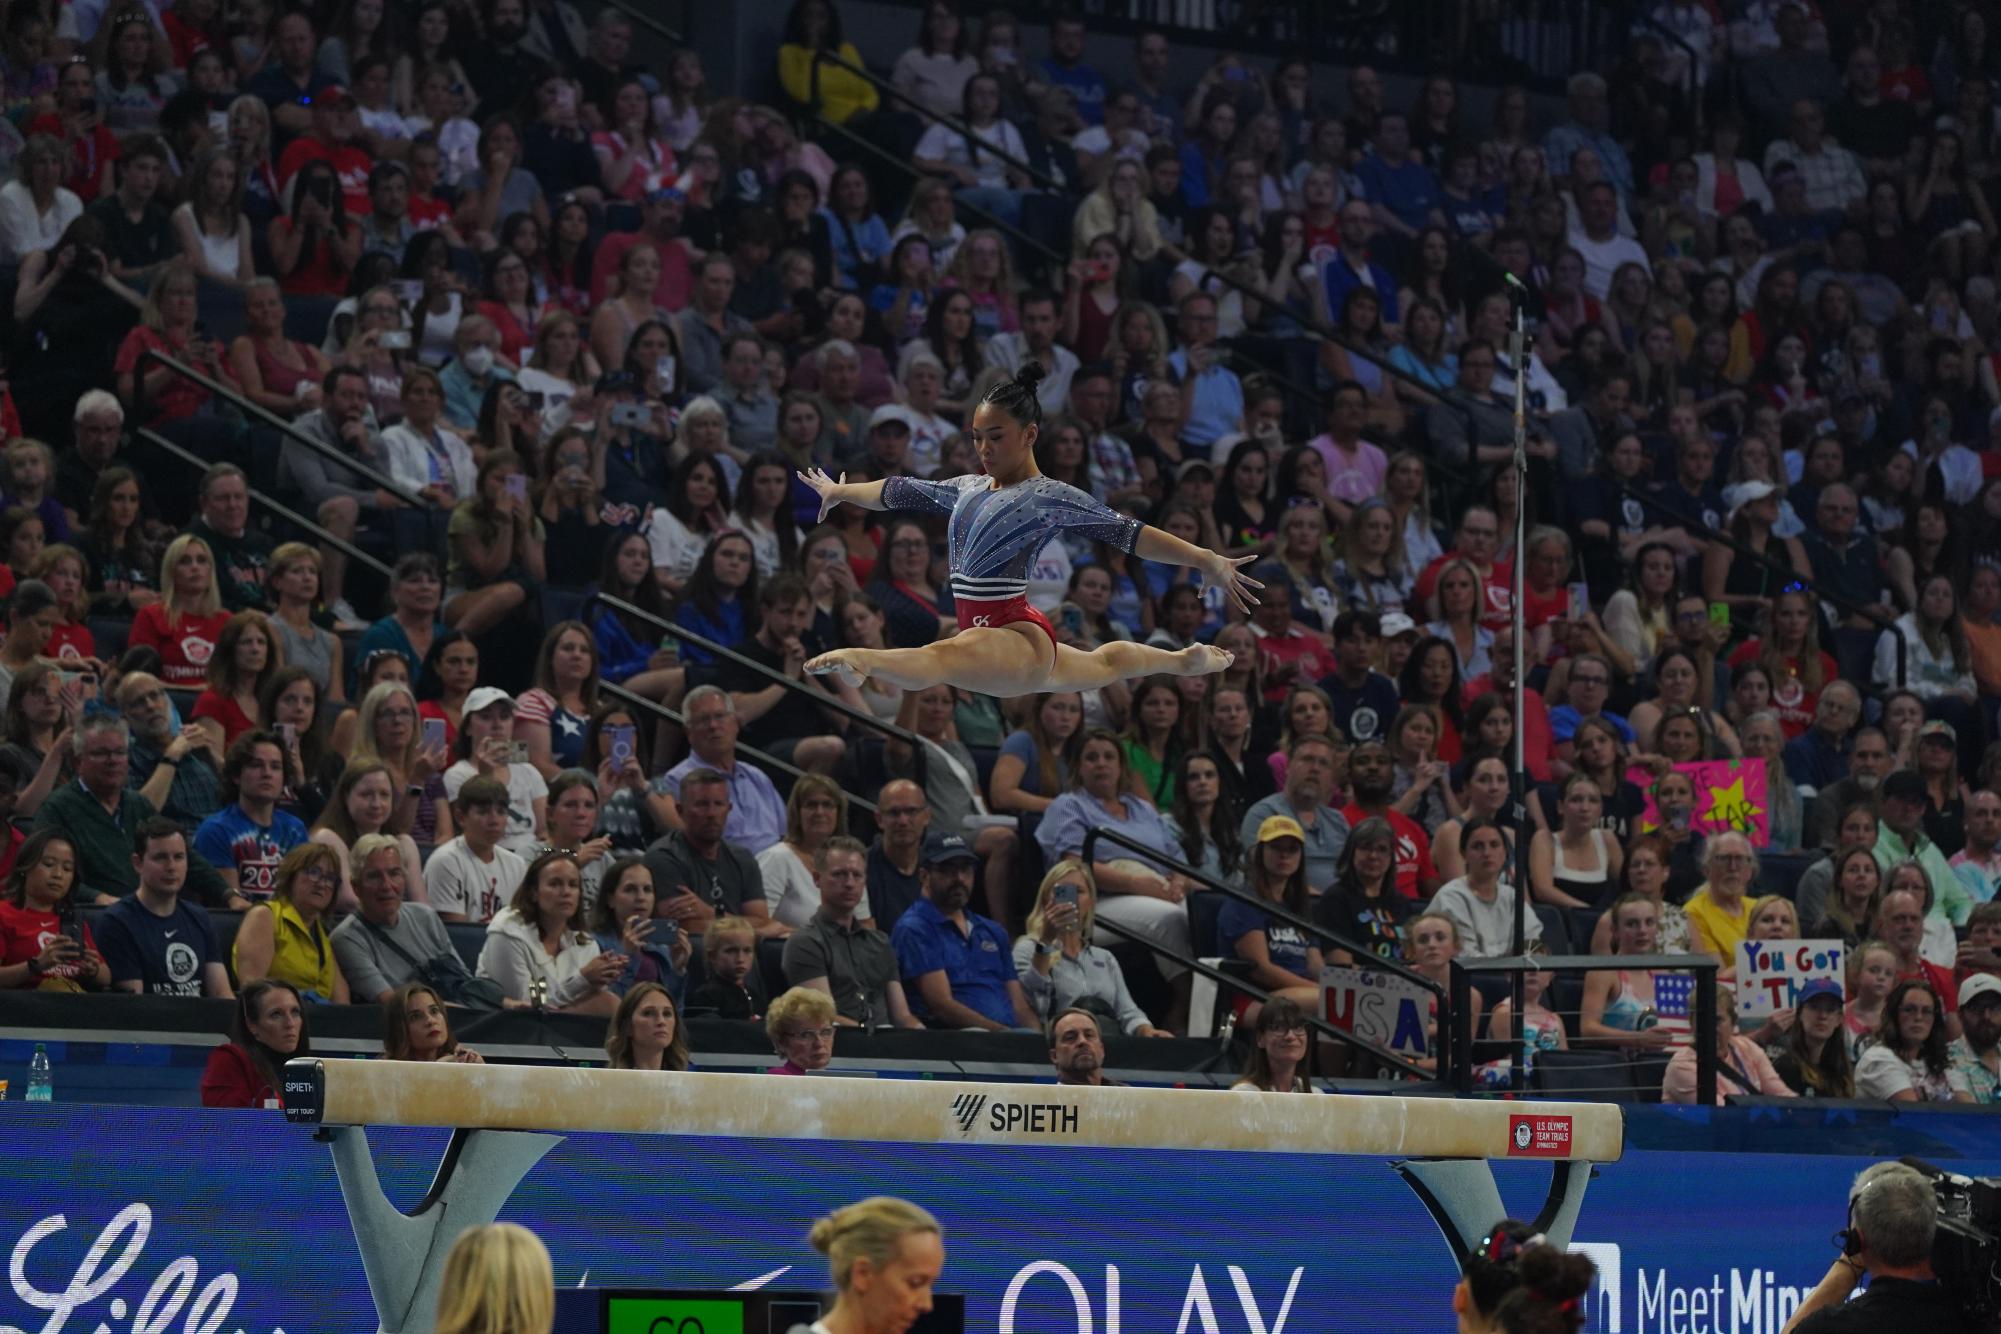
1134 523 1263 614
799 470 890 515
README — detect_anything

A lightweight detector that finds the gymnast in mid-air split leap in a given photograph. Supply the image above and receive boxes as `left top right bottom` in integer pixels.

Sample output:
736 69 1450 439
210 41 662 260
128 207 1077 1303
799 363 1259 697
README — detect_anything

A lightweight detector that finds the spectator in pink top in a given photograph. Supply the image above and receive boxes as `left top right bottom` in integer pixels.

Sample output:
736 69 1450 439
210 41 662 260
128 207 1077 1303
766 984 838 1074
1306 381 1388 526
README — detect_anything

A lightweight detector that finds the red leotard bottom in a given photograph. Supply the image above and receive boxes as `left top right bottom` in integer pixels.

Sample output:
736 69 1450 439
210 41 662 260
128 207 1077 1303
954 594 1059 672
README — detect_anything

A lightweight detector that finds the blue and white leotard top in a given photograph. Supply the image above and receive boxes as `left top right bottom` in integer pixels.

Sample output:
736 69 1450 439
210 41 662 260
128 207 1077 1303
882 473 1143 603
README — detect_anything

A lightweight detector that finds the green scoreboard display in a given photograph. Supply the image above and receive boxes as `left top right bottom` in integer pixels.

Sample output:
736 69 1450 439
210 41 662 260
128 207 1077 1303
594 1291 965 1334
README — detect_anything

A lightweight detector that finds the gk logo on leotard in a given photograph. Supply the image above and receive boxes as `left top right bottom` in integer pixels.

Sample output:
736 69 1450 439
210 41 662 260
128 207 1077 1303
972 615 992 628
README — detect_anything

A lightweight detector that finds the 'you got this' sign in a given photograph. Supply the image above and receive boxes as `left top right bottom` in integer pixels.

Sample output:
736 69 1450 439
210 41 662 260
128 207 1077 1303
1736 938 1845 1019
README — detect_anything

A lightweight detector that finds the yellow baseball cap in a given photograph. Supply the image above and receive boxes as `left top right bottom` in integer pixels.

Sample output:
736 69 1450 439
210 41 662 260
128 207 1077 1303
1257 815 1306 844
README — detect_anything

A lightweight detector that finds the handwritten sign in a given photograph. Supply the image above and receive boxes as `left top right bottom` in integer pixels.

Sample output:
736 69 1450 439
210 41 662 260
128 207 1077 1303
1321 965 1432 1058
1735 938 1845 1020
1626 757 1771 847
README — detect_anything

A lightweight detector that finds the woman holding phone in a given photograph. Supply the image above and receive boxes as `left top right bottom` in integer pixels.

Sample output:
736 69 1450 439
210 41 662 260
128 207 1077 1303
588 857 690 999
1012 859 1166 1036
0 830 102 989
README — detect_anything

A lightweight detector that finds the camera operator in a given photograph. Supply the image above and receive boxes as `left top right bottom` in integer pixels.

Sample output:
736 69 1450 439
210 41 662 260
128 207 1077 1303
1782 1163 1970 1334
1453 1218 1598 1334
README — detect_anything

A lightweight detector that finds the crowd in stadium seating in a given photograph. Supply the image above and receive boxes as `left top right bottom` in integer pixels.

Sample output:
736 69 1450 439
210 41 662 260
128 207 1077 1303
6 0 2001 1105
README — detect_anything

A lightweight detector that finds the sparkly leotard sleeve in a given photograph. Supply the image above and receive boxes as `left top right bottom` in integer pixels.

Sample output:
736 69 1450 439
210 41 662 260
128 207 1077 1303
883 473 1144 603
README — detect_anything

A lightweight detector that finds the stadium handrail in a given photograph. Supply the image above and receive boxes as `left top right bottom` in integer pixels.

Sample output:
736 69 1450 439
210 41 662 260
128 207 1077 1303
135 427 394 580
1080 823 1448 1078
1451 951 1721 1105
1608 477 1908 688
585 591 926 790
594 0 682 45
133 349 430 511
806 109 1066 267
808 46 1071 196
596 679 878 814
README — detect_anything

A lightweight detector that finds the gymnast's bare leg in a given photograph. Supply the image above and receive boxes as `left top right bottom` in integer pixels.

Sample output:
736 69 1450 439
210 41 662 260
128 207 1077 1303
812 622 1232 695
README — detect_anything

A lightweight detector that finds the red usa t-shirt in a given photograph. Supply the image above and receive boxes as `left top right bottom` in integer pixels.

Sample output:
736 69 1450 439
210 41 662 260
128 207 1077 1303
1341 804 1438 899
1726 641 1841 739
275 139 375 218
128 604 231 687
0 900 93 987
1412 552 1515 631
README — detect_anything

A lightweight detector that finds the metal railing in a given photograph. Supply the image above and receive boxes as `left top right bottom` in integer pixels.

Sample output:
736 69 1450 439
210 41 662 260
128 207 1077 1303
1451 952 1720 1105
1611 479 1908 688
1080 823 1447 1079
809 47 1070 196
595 0 682 45
586 592 926 790
133 349 430 512
809 111 1064 268
596 680 873 812
135 428 393 580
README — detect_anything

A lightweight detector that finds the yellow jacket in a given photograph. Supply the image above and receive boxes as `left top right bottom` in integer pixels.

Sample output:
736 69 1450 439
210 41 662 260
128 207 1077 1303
236 896 339 1001
779 42 880 125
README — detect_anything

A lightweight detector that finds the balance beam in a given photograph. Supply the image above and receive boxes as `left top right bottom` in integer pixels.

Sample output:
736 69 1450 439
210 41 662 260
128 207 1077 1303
284 1058 1624 1162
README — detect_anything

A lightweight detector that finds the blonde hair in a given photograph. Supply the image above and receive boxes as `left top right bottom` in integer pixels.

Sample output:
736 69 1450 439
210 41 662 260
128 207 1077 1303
1024 858 1096 942
808 1197 941 1292
352 680 421 775
268 540 321 585
704 914 756 965
434 1223 554 1334
765 984 837 1046
159 533 222 621
1749 894 1799 937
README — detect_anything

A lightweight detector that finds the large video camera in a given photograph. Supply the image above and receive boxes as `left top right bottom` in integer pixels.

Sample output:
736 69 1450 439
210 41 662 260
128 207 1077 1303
1899 1157 2001 1328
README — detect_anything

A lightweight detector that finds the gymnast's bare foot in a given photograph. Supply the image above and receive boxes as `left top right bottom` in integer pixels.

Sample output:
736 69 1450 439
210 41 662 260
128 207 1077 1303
806 650 868 689
1173 645 1235 676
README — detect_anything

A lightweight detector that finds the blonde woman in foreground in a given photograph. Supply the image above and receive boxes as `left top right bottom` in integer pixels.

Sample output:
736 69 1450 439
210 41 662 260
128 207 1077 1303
435 1222 554 1334
808 1197 945 1334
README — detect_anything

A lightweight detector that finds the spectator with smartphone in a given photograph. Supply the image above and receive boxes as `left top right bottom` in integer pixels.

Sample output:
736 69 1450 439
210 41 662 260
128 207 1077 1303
1014 858 1164 1036
0 828 105 990
118 668 222 836
587 855 690 1000
282 363 398 626
441 687 548 858
332 833 462 1004
444 449 545 640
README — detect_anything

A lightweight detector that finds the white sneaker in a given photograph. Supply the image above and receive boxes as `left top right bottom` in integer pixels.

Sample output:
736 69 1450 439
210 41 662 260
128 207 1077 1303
329 597 362 626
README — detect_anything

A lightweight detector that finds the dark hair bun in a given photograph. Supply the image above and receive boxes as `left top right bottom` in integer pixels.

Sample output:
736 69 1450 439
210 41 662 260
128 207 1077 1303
1014 360 1046 391
1495 1245 1597 1334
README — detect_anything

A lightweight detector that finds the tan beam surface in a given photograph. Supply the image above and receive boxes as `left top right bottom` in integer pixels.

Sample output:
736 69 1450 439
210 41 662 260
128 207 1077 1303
292 1060 1624 1162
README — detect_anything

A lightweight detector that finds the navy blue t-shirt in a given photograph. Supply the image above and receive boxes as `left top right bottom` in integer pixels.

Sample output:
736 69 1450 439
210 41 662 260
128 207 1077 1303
1217 896 1314 979
1319 671 1403 747
95 895 219 996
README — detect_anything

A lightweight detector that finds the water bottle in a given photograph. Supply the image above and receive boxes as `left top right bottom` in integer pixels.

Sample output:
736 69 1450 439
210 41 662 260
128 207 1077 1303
25 1043 51 1103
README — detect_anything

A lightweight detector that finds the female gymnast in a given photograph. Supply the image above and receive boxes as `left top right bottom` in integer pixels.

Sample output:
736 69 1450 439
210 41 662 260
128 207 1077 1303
800 365 1257 696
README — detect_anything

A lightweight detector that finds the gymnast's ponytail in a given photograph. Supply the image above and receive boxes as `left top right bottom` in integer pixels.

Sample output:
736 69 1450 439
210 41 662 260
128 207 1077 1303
982 360 1046 428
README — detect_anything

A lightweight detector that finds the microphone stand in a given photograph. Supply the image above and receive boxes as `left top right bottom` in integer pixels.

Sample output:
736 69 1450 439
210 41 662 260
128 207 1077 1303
1505 282 1532 1095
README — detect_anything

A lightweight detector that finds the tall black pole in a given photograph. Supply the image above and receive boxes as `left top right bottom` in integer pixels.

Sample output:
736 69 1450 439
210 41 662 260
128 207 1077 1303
1505 279 1533 1093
